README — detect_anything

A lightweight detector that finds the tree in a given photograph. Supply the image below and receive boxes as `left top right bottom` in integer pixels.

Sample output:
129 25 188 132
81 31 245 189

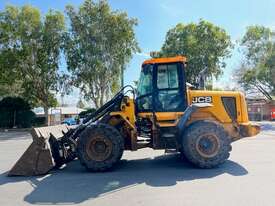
237 26 275 99
0 80 24 99
0 96 35 128
0 5 65 124
0 8 23 99
64 0 139 108
77 99 85 108
159 20 232 84
241 26 274 65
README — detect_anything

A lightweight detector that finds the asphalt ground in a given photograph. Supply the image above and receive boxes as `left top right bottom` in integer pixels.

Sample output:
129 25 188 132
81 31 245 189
0 122 275 206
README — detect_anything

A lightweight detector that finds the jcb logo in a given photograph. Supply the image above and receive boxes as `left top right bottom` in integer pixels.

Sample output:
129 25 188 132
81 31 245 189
192 96 212 104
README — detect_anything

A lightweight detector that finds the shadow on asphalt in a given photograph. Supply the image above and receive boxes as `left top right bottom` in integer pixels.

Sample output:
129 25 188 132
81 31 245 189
260 123 275 132
0 132 31 141
0 154 248 204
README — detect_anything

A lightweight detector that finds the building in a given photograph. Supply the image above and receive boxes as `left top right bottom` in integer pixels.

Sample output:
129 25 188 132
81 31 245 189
247 99 275 121
33 107 85 125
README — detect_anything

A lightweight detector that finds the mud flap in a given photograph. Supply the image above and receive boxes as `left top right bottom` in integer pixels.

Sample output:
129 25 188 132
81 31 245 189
8 125 69 176
177 103 213 138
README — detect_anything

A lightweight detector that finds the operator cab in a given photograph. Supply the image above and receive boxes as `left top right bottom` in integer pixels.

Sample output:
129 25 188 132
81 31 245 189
136 56 188 125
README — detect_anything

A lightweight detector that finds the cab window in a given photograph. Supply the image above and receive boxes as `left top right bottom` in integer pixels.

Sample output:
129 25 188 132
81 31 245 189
136 65 153 111
157 64 179 89
137 65 153 96
156 63 184 112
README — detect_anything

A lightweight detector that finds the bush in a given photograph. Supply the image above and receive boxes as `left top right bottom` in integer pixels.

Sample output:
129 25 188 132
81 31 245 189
0 97 35 128
32 116 46 127
17 110 36 128
0 111 13 128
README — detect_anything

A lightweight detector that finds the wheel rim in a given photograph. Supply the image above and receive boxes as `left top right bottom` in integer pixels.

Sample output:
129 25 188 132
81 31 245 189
195 134 220 158
86 135 113 161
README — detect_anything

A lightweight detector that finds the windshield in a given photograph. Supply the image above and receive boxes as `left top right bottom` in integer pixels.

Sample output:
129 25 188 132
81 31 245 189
137 64 153 96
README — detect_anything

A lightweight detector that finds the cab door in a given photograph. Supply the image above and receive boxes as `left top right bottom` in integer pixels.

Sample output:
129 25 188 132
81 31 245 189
153 62 187 124
136 64 154 112
155 63 186 112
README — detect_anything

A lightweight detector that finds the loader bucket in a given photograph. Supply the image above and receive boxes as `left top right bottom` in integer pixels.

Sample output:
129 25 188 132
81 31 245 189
8 125 70 176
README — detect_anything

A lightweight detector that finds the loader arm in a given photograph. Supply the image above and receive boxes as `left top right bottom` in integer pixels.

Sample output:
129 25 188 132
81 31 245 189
9 85 135 176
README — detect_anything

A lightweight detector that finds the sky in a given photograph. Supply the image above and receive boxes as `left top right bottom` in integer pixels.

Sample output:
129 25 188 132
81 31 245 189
1 0 275 105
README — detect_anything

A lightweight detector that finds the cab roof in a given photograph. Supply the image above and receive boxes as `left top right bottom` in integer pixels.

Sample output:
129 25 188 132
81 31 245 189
142 56 187 65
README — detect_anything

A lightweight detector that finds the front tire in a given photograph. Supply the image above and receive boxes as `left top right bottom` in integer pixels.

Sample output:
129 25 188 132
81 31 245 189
181 120 232 168
77 123 124 172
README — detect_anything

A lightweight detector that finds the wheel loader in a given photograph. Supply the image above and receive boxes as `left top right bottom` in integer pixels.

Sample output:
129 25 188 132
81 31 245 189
9 56 260 176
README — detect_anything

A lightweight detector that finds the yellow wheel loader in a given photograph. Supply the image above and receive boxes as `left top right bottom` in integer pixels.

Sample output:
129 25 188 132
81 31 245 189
9 56 260 176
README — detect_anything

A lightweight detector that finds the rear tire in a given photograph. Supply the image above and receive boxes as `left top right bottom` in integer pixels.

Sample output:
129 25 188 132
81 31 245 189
77 123 124 172
181 120 232 168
